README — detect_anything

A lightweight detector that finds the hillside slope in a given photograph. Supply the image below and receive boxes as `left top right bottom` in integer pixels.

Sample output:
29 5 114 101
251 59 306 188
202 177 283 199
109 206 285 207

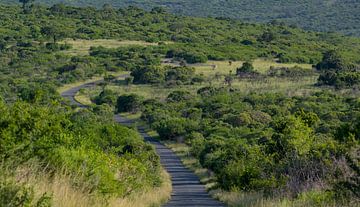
1 0 360 36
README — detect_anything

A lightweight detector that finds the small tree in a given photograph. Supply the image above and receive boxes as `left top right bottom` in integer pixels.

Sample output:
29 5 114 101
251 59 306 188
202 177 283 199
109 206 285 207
237 62 254 75
94 89 117 106
316 50 347 71
116 94 142 113
258 30 276 42
41 25 66 43
19 0 34 13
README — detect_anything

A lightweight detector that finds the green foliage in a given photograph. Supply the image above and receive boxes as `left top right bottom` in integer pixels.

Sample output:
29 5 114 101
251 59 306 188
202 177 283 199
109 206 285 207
116 94 143 113
165 66 195 83
0 102 161 197
152 117 198 140
318 70 360 89
41 24 67 43
316 50 347 71
166 90 192 102
166 48 208 64
131 64 196 85
93 89 117 105
0 179 52 207
316 50 360 89
3 0 360 36
142 89 360 202
236 62 254 74
131 66 165 84
268 66 316 78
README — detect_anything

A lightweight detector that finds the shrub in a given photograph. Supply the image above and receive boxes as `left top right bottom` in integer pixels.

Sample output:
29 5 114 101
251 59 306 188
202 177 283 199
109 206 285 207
236 62 254 74
93 89 117 106
165 66 195 83
131 66 165 84
167 90 192 102
0 179 52 207
116 94 143 113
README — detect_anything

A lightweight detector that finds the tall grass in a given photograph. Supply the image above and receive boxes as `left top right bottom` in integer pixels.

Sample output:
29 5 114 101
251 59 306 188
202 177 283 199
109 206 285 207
1 161 171 207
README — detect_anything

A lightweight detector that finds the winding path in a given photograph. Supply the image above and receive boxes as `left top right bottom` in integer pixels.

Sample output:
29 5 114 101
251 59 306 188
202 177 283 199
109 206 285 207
61 76 225 207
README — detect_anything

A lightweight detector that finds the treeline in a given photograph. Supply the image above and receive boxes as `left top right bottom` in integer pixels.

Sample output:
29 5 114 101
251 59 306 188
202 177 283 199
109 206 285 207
1 0 360 36
1 4 360 65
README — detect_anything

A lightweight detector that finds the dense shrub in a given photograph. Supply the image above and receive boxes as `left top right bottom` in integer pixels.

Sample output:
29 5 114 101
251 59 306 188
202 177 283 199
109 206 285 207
93 89 117 105
131 66 165 84
141 89 360 203
0 179 52 207
0 101 161 197
116 94 143 113
167 90 192 102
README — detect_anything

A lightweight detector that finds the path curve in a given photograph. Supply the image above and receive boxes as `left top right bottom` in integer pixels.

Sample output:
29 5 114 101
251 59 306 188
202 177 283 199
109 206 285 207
61 76 225 207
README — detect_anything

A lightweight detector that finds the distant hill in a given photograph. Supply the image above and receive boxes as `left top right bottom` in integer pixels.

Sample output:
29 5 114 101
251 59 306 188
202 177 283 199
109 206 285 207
1 0 360 36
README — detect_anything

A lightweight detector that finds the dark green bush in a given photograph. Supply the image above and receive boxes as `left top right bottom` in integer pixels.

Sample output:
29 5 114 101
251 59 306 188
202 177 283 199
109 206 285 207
116 94 143 113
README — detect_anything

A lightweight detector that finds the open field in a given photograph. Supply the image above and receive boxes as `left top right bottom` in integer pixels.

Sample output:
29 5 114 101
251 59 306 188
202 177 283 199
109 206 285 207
74 59 319 103
60 39 165 55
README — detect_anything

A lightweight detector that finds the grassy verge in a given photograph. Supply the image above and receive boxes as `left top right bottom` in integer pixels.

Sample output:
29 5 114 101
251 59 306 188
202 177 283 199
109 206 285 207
1 161 171 207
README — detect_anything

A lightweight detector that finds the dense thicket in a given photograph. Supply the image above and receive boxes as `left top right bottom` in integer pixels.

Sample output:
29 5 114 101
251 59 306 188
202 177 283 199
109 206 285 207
141 89 360 205
1 0 360 36
0 101 161 202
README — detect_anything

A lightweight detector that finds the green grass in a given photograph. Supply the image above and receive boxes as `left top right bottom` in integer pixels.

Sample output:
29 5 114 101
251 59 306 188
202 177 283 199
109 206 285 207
73 59 319 103
194 59 313 76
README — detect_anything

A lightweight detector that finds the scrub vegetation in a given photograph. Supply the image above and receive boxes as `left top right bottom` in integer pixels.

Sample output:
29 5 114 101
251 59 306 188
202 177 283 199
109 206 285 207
0 2 359 207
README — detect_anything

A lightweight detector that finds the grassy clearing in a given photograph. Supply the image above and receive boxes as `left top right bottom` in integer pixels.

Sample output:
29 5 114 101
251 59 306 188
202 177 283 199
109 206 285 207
64 58 316 102
194 59 313 77
60 39 163 56
78 75 319 102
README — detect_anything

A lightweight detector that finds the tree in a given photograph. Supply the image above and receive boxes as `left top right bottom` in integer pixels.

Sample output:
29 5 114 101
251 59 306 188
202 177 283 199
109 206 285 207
258 30 276 42
237 62 254 74
116 94 142 113
165 66 195 83
316 50 347 71
94 89 117 106
131 66 165 84
41 25 66 43
19 0 34 13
